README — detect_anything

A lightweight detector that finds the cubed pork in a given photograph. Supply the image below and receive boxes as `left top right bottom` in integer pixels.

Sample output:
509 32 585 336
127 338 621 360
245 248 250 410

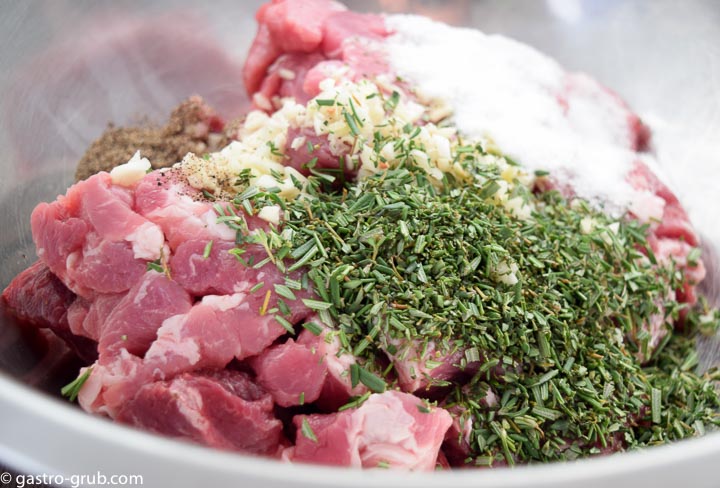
1 261 97 362
116 370 284 456
252 324 366 409
245 0 389 105
287 390 452 470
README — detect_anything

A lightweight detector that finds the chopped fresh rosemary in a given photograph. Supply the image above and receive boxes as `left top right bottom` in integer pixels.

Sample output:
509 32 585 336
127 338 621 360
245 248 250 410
384 90 400 112
214 85 720 465
146 247 171 278
250 281 265 293
203 240 214 259
315 98 336 107
302 321 324 336
146 260 164 273
301 417 318 442
61 368 93 402
338 391 372 411
350 364 387 393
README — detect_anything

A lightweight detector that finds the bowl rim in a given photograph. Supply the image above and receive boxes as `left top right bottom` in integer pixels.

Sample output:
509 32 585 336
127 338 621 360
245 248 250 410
1 370 719 488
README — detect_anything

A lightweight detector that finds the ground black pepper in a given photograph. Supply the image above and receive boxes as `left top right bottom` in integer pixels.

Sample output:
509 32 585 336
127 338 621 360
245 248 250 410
74 96 238 181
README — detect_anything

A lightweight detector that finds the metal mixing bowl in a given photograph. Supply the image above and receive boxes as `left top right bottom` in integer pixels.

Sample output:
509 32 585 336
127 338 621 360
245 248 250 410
1 1 719 487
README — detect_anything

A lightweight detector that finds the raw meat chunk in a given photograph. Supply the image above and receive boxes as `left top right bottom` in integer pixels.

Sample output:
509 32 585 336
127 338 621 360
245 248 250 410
1 261 97 362
97 271 192 356
252 325 366 409
245 0 389 105
116 370 283 455
287 390 452 470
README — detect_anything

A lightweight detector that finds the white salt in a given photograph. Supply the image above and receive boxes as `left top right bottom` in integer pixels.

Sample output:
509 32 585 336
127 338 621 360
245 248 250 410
385 15 648 214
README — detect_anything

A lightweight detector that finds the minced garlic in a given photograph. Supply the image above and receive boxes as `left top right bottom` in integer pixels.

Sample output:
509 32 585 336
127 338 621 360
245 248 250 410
176 77 536 229
110 151 151 187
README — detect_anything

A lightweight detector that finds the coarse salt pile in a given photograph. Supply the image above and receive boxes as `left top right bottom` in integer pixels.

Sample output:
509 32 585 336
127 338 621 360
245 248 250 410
385 14 657 214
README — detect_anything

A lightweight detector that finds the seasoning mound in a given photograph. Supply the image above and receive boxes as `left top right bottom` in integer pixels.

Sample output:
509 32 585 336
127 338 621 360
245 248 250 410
74 96 231 182
229 85 719 465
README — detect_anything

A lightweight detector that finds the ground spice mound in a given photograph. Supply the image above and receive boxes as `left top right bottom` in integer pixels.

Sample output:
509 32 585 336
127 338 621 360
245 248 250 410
75 96 237 181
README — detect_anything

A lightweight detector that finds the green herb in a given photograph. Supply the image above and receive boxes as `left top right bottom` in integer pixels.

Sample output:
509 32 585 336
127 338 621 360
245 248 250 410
266 140 284 157
351 364 386 393
348 97 364 128
61 368 93 402
343 108 361 137
235 168 253 187
249 282 265 293
274 315 295 334
338 391 372 411
216 88 720 465
384 90 400 112
302 322 324 336
145 247 171 278
652 387 662 424
228 248 248 266
274 284 297 301
302 298 333 311
687 247 702 267
203 240 214 259
301 417 318 442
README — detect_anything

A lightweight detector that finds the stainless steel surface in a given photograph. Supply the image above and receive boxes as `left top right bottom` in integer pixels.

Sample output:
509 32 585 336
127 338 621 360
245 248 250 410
0 1 719 487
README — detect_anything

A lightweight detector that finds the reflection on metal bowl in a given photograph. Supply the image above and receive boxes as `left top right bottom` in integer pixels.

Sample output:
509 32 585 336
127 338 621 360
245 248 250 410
0 1 719 487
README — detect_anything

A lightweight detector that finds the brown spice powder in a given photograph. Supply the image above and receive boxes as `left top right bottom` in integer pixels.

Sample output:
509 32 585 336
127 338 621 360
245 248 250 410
75 96 238 182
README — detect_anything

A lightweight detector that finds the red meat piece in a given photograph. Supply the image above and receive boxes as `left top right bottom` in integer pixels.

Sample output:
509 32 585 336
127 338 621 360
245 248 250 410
287 390 452 470
116 370 283 456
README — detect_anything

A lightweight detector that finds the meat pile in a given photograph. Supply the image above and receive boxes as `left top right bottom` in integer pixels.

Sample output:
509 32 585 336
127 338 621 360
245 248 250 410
2 162 452 468
0 0 708 471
